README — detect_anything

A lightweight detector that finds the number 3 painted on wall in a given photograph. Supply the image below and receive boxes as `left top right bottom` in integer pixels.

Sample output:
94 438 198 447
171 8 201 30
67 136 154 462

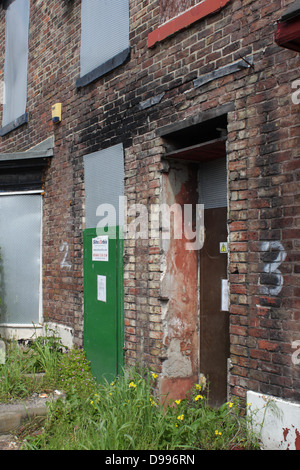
292 341 300 366
260 241 287 296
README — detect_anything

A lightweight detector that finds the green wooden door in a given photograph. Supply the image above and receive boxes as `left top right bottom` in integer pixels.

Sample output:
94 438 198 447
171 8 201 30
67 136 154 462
83 227 123 382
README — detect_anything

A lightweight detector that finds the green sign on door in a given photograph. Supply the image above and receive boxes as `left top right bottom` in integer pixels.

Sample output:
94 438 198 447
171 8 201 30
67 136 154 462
83 227 124 382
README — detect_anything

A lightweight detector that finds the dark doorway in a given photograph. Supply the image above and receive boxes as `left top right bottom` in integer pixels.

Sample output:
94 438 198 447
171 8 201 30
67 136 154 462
198 156 229 407
161 115 230 406
200 205 229 406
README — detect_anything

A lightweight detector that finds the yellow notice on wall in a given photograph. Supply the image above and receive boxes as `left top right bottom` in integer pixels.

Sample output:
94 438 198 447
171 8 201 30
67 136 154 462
219 242 228 253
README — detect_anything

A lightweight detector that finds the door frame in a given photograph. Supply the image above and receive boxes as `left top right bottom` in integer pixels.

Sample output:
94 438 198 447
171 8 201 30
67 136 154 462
160 144 229 403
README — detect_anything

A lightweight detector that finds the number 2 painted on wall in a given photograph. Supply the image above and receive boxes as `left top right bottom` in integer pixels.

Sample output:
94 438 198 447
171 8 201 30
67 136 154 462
60 242 72 269
260 241 287 296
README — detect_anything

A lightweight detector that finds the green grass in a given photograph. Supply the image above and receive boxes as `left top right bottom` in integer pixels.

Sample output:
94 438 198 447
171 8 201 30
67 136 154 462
0 336 261 450
0 337 61 402
22 367 260 450
0 341 38 401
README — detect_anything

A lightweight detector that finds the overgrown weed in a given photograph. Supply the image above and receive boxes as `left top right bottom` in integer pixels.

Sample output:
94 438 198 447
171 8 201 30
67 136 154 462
22 365 261 450
0 335 261 450
0 328 64 401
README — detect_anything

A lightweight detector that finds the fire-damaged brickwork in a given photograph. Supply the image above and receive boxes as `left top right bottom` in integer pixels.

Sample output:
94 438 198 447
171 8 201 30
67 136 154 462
0 0 299 410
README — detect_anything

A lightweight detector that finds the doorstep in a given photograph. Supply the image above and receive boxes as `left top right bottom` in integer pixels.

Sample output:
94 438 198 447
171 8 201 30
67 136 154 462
0 391 64 435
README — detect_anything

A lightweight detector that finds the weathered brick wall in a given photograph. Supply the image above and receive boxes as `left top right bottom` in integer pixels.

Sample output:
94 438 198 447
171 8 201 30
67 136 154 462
225 2 300 403
0 1 83 345
160 0 200 23
128 0 300 402
0 0 298 402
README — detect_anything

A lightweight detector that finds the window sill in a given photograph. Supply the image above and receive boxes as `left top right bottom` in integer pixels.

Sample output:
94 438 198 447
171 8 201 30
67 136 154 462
0 113 28 137
76 47 131 88
148 0 231 48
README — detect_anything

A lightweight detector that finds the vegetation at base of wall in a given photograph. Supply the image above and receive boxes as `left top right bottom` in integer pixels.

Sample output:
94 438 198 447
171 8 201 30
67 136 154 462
0 332 261 450
0 331 96 402
0 331 63 402
21 366 261 451
0 247 2 312
57 347 97 397
0 340 40 401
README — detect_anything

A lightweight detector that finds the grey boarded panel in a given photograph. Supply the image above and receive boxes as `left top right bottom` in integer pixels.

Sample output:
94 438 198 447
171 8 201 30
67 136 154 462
0 194 41 325
198 158 227 209
80 0 129 77
2 0 30 127
84 144 125 229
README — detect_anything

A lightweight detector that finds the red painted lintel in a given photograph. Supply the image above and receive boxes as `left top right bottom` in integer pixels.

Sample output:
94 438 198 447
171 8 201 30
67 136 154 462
148 0 231 48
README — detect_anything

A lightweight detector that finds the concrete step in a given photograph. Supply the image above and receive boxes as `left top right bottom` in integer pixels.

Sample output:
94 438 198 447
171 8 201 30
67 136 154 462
0 391 64 435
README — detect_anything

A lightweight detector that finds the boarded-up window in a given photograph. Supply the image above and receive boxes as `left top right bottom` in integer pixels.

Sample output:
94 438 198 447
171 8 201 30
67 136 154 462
80 0 129 79
0 194 42 325
2 0 30 128
198 158 227 209
84 144 124 230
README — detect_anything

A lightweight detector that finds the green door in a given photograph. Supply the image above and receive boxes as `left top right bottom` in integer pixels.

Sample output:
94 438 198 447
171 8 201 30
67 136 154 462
83 227 123 382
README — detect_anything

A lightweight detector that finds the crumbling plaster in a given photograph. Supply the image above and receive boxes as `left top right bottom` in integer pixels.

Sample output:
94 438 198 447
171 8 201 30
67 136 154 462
159 162 199 399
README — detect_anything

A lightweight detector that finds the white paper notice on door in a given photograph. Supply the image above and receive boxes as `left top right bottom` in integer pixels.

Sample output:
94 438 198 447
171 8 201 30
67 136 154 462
221 279 229 311
97 275 107 303
92 236 109 262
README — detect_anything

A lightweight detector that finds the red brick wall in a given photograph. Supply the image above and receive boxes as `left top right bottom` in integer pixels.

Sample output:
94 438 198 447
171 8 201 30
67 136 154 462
225 1 300 402
160 0 200 23
0 0 299 402
0 1 84 344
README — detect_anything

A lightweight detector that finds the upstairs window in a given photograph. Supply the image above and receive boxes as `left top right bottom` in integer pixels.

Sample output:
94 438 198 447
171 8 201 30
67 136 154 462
1 0 30 134
77 0 130 88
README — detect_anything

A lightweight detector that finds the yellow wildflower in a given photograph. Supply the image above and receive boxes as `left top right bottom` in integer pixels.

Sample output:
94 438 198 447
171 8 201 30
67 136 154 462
151 372 158 379
215 430 222 436
129 381 137 388
194 394 203 401
174 399 181 405
177 414 184 421
195 384 202 390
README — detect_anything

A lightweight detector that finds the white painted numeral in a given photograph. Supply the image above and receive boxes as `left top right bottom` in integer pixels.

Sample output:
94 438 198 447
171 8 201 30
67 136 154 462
292 341 300 366
60 242 72 269
260 241 286 296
